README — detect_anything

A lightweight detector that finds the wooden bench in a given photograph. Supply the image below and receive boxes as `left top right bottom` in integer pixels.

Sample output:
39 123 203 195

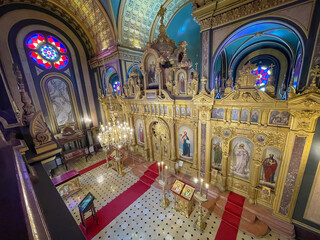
52 169 81 198
62 148 88 170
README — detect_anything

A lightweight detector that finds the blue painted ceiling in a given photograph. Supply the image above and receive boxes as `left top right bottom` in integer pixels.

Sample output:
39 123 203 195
219 21 302 66
166 3 201 70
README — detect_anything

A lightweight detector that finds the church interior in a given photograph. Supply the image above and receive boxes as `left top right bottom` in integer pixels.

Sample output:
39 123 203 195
1 0 320 239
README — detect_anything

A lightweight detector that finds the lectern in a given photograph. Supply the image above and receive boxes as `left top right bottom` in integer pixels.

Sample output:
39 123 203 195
78 192 98 233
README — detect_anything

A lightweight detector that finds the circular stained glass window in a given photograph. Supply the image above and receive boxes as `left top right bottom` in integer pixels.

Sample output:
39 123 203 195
26 33 69 70
40 45 58 60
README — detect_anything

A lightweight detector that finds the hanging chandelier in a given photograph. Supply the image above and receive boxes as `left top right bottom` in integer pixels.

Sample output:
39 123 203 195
98 119 133 175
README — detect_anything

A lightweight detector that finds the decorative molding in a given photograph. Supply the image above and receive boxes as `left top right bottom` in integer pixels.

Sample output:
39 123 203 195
193 0 296 31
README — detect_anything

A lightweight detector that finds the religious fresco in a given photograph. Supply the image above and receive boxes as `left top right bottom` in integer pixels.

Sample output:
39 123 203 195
186 107 191 117
179 72 186 94
212 137 223 170
241 109 249 121
260 147 281 188
231 137 253 179
146 54 158 86
176 106 180 116
231 109 239 121
136 119 144 144
178 126 193 161
269 111 290 125
181 107 185 116
47 78 75 126
251 110 259 122
212 108 224 119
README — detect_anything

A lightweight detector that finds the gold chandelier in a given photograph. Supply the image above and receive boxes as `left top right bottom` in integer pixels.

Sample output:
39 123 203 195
98 119 133 175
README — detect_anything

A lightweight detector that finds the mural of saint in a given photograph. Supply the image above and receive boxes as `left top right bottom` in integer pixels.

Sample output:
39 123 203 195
181 131 190 157
176 106 180 116
186 107 191 116
231 137 253 179
241 109 249 121
179 72 185 94
269 111 290 125
146 54 157 86
212 137 222 170
251 110 259 122
181 107 185 116
231 109 239 121
47 78 75 126
178 126 193 161
212 108 224 119
136 119 144 144
260 147 281 188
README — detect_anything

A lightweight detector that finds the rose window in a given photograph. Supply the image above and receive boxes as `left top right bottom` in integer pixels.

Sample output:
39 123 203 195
26 33 69 70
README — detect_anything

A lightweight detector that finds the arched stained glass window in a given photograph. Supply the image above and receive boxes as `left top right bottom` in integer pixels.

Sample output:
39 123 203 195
251 66 271 91
113 81 121 94
25 33 69 70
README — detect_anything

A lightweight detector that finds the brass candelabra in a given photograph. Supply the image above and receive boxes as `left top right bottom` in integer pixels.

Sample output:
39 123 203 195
158 161 170 208
193 178 209 231
98 119 133 176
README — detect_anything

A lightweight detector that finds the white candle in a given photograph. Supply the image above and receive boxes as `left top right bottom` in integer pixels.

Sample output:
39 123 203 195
161 162 164 180
200 178 204 195
157 162 161 177
205 183 209 198
165 166 168 182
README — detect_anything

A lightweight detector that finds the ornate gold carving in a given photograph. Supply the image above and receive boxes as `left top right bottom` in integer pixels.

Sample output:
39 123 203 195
30 112 52 148
193 0 295 31
237 62 257 88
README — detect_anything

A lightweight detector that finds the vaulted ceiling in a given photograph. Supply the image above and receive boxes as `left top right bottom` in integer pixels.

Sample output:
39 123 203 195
105 0 191 49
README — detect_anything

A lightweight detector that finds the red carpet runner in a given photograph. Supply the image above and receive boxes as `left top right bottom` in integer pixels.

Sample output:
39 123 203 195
215 192 245 240
79 159 107 175
80 162 161 239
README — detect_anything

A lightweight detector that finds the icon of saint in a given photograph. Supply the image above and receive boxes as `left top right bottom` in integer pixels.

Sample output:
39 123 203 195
262 154 278 183
181 131 190 157
234 143 249 174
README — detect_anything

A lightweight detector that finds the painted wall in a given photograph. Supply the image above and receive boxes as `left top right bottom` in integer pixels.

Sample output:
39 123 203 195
293 118 320 233
167 3 201 71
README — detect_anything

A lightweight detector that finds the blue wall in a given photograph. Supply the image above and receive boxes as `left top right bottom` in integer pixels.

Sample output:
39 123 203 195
167 3 201 71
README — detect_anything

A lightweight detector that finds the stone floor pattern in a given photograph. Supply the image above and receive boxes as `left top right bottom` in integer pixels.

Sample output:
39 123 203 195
55 152 287 240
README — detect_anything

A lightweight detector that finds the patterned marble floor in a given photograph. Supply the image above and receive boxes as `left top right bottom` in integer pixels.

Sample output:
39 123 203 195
55 152 287 240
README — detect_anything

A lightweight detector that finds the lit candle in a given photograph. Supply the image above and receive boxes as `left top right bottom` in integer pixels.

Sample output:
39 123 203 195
157 162 161 178
205 183 209 198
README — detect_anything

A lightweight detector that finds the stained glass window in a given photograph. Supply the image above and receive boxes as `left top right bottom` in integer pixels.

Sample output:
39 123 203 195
26 33 69 70
113 81 121 94
251 66 271 91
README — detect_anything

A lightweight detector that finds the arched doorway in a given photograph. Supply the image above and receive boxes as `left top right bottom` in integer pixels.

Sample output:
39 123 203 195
150 119 170 163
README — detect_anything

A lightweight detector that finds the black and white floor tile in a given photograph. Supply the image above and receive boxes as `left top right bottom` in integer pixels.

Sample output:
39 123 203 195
56 154 287 240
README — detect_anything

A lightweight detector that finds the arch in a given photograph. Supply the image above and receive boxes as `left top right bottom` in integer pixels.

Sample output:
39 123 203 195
147 117 171 162
1 10 96 126
211 19 305 91
40 73 81 133
229 137 254 180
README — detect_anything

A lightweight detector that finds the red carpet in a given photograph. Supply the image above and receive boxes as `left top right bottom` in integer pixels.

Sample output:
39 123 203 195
79 159 107 175
80 162 160 239
215 192 245 240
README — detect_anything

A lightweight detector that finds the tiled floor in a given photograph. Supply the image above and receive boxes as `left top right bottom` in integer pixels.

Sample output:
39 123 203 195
56 152 287 240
